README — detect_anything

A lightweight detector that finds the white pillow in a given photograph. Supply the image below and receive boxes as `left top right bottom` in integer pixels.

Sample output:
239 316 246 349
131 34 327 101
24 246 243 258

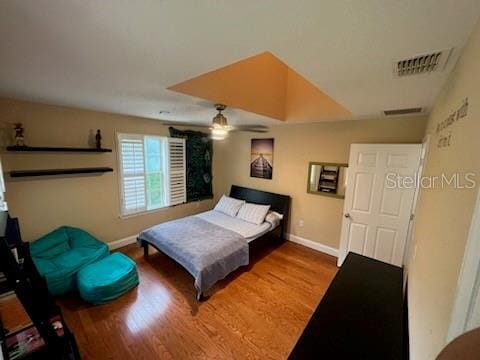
265 211 284 228
237 203 271 225
267 211 284 220
214 195 245 217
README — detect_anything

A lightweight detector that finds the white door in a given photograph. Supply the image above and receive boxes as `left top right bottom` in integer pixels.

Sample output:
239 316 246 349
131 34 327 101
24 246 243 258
338 144 422 267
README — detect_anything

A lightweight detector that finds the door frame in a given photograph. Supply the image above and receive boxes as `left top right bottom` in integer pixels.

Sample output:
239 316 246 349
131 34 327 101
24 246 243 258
447 186 480 341
403 135 430 268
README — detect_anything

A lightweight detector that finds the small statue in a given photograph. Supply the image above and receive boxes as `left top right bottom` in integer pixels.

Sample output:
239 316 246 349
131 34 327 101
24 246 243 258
13 123 25 146
95 129 102 149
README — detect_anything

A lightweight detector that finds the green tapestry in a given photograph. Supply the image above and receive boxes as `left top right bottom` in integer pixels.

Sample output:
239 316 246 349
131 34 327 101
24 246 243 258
169 127 213 201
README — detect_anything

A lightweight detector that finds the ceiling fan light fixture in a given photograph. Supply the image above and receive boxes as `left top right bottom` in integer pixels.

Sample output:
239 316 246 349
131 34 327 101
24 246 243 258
212 112 227 127
212 103 228 126
158 103 265 140
211 127 228 140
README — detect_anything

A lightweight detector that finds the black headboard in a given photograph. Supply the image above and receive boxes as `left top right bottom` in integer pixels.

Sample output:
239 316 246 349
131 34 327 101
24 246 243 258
229 185 290 238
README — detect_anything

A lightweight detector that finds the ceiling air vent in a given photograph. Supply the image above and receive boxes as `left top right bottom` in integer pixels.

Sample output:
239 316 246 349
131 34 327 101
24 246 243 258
384 108 423 116
395 49 452 77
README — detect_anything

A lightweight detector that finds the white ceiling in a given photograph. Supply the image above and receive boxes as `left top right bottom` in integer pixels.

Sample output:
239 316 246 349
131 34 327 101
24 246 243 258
0 0 479 126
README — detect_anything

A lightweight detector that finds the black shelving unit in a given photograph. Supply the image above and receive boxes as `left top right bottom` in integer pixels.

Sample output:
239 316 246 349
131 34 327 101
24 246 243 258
6 146 112 153
10 167 113 178
0 212 81 360
318 166 340 194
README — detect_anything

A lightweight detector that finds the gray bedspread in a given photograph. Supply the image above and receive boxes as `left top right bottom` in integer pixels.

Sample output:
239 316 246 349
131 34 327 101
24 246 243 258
138 216 249 293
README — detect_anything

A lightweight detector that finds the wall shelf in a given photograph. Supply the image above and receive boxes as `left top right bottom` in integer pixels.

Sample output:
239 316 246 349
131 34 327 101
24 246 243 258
10 167 114 178
6 145 112 153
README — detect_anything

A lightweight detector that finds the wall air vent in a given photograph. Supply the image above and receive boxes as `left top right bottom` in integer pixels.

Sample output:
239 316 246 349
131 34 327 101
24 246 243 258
395 49 452 77
384 108 423 116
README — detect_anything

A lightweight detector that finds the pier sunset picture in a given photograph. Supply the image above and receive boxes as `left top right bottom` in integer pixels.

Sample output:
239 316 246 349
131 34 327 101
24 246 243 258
250 138 274 179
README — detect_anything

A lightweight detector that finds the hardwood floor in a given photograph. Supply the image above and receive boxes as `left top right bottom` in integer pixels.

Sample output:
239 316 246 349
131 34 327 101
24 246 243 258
58 239 337 359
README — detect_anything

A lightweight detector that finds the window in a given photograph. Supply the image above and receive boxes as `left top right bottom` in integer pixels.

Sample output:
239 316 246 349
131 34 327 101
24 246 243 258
117 133 186 216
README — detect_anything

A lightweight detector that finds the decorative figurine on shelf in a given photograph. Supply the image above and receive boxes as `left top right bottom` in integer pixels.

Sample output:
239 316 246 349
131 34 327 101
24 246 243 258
13 123 25 146
95 129 102 150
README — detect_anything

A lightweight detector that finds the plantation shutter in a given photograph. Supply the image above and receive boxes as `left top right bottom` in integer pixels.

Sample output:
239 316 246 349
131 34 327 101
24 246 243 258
168 138 186 206
118 134 147 215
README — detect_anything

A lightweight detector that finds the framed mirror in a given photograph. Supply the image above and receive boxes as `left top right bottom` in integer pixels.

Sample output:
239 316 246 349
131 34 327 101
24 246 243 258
307 162 348 199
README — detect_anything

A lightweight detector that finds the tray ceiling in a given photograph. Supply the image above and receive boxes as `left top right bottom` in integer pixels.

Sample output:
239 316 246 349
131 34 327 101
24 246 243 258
0 1 479 126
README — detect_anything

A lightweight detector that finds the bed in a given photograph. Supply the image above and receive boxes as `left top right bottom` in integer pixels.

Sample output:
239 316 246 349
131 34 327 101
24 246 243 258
137 185 290 301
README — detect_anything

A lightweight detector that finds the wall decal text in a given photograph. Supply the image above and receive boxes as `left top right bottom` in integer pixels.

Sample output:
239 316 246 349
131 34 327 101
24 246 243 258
436 97 469 148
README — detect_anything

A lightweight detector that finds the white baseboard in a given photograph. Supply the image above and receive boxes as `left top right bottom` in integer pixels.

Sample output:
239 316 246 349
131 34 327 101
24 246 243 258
109 234 138 250
287 233 339 258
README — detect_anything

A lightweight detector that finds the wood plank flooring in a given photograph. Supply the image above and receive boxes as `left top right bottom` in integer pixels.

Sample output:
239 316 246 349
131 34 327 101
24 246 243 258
58 239 337 359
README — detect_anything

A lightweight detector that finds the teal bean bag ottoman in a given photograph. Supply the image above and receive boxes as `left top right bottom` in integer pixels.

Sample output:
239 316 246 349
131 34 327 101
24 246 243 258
77 253 139 305
30 226 109 296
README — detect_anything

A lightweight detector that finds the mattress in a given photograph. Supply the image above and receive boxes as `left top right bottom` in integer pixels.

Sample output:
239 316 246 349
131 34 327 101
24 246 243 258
196 210 273 242
138 216 248 294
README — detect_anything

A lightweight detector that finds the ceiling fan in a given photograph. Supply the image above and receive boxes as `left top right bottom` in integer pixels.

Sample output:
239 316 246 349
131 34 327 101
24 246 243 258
161 104 269 140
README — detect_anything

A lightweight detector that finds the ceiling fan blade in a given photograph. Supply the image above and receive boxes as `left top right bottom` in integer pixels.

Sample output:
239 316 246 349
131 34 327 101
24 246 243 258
234 125 269 130
194 100 218 108
160 121 211 128
231 128 269 133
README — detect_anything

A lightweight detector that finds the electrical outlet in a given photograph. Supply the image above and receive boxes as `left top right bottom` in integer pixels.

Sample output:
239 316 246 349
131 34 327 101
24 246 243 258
299 220 304 227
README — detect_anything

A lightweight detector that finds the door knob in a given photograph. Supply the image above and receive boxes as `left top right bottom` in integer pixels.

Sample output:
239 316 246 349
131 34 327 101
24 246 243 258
344 213 351 218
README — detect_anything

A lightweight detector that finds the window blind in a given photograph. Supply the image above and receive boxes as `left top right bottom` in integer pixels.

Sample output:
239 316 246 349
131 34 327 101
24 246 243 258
168 138 186 206
118 134 147 215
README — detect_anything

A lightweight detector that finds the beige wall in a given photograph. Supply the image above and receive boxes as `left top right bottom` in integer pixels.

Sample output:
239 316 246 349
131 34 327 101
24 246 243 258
0 98 219 243
215 117 426 249
0 97 426 248
407 18 480 360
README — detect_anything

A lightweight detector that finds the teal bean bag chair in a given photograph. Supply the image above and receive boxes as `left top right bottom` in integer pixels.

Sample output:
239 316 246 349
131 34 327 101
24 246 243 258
77 253 139 305
30 226 109 296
